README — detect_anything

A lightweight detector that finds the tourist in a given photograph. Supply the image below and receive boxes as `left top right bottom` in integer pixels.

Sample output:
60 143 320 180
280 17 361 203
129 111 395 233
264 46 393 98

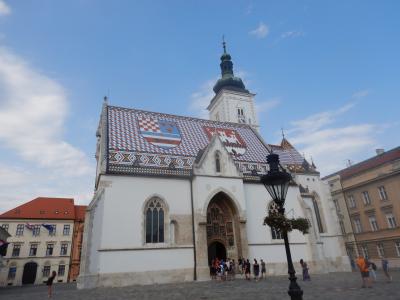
381 257 392 282
356 256 372 288
242 258 247 275
230 259 236 280
210 259 216 280
367 259 377 281
245 259 251 280
46 270 57 298
253 259 260 281
300 259 311 281
260 259 266 279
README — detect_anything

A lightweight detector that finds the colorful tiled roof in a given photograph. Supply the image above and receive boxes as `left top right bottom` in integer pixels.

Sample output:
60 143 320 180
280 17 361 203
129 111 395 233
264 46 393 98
0 197 76 220
106 105 312 177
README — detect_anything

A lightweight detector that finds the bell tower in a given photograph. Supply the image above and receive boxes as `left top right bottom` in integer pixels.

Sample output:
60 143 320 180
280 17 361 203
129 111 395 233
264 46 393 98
207 39 259 131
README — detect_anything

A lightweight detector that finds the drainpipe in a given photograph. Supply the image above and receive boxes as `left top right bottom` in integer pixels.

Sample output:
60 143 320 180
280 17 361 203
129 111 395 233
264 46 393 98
190 176 197 280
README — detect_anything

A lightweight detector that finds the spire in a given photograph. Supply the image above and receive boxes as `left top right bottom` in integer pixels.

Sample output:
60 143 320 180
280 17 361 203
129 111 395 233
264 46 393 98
213 38 248 94
222 35 227 54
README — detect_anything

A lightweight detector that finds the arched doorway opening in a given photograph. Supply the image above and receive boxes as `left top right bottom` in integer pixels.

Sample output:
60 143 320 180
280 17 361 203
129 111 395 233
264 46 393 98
22 262 38 284
206 192 242 266
208 241 226 265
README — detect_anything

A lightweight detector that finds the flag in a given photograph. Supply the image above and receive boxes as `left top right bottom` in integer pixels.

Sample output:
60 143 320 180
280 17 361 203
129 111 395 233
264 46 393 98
42 224 53 232
25 223 34 230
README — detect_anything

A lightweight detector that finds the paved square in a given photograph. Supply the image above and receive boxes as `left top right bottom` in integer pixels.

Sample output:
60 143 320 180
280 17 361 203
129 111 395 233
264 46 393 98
1 271 398 300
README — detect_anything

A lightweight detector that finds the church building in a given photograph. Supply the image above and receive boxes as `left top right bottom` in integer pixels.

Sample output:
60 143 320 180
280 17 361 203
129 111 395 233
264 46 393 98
78 43 350 288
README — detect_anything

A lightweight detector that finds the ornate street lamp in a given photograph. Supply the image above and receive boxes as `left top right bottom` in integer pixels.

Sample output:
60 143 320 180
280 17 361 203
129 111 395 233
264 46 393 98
261 153 304 300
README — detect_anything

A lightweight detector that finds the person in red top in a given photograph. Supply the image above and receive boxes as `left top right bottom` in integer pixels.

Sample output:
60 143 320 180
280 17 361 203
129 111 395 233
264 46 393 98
356 256 372 288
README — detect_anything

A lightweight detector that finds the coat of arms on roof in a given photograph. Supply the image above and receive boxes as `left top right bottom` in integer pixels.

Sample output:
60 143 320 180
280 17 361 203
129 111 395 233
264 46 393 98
138 116 182 149
203 126 247 156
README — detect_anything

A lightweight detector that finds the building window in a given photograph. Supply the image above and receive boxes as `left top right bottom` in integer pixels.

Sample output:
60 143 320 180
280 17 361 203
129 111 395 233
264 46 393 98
333 199 340 212
269 202 283 239
145 198 165 243
46 244 54 256
339 220 346 234
58 265 65 276
395 242 400 257
271 227 283 240
347 195 356 208
377 243 385 258
60 243 68 256
43 266 51 277
29 244 38 256
369 216 379 231
16 224 24 236
12 244 21 257
378 186 388 201
353 218 362 233
32 225 41 236
386 213 397 229
8 267 16 280
215 152 221 173
63 225 70 236
361 245 368 258
1 224 9 232
312 198 324 233
49 225 56 236
362 191 372 205
237 108 245 123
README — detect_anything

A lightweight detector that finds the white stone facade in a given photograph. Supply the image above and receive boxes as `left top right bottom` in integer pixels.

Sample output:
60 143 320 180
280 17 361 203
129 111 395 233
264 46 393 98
0 219 73 286
79 134 350 288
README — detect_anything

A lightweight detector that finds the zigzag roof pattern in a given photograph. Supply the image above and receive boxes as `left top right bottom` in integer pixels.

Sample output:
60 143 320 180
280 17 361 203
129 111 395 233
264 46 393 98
106 105 311 177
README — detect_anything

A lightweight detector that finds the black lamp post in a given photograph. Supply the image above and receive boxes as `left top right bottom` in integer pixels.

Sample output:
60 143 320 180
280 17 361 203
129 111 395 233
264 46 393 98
261 153 303 300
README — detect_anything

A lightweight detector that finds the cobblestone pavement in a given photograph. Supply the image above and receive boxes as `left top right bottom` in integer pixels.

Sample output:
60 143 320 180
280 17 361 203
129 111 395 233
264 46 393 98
1 271 399 300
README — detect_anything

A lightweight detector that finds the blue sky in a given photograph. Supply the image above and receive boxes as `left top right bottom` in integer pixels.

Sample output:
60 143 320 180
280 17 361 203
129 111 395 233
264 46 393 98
0 1 399 211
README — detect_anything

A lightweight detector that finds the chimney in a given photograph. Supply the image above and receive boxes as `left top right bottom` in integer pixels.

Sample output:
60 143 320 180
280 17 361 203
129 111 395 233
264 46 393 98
376 149 384 155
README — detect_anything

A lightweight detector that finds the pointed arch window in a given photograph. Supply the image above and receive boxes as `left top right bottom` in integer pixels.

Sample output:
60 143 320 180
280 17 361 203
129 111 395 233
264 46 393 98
269 202 283 240
145 198 165 243
215 152 221 173
312 197 324 233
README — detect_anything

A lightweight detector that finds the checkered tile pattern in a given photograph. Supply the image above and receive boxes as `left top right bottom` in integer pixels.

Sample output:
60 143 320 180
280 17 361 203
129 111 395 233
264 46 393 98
138 116 160 132
107 106 307 174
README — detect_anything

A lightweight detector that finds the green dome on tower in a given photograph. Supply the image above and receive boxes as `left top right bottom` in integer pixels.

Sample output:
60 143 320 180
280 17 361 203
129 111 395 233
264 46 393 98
213 39 249 94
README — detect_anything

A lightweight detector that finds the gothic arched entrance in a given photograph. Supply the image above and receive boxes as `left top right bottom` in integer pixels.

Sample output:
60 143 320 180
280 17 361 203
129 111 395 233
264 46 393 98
206 192 242 265
22 262 37 284
208 241 226 265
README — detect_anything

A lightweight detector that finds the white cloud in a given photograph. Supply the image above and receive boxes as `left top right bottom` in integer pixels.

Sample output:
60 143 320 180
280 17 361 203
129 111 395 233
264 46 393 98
188 78 216 119
0 0 11 16
255 98 281 114
286 99 382 175
352 89 370 99
281 30 305 39
249 22 269 39
0 47 91 176
0 47 94 213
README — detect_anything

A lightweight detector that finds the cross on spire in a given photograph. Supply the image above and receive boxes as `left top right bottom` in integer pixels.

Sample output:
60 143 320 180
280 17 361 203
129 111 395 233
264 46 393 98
222 35 227 54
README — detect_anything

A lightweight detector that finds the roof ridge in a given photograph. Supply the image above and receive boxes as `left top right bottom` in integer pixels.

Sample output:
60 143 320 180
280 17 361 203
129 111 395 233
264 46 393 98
324 146 400 178
108 104 254 129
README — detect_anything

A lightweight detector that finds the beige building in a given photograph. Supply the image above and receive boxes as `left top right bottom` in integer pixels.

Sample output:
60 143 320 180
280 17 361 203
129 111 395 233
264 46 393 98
0 197 82 286
324 147 400 267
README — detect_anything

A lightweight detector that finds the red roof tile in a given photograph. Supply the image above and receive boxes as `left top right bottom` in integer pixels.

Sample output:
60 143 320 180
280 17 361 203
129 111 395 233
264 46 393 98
0 197 76 220
340 147 400 179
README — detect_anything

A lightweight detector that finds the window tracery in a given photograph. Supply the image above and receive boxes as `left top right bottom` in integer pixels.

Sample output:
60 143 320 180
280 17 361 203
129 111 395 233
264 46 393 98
145 198 165 243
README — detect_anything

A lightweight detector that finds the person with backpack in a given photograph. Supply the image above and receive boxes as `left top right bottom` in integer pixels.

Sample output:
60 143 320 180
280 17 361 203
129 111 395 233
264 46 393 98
367 258 377 281
356 256 372 288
